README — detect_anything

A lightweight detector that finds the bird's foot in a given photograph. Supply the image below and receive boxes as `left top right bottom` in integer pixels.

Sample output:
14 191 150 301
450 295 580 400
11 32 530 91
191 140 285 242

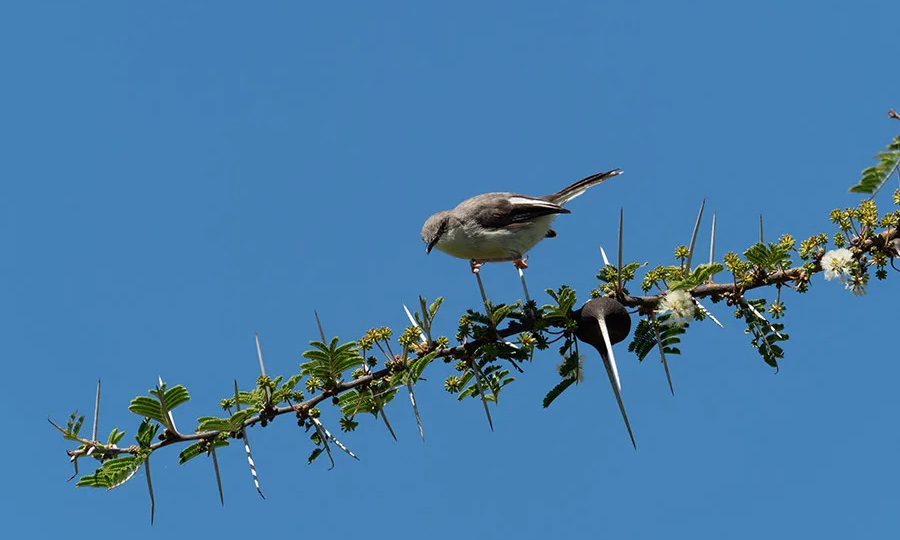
470 260 484 274
512 257 529 270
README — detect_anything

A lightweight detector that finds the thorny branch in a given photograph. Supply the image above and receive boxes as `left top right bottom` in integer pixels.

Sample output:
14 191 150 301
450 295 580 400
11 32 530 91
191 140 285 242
65 225 899 464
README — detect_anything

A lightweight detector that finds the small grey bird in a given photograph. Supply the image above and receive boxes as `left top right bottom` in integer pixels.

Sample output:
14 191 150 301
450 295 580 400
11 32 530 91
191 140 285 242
421 169 621 269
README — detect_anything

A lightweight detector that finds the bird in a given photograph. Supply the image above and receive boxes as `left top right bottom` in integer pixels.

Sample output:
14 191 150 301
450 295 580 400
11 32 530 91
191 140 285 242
574 297 635 448
421 169 622 272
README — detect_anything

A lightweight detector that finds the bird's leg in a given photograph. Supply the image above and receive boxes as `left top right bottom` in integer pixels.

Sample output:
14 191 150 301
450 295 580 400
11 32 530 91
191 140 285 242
511 257 531 304
470 260 519 355
471 261 493 318
513 261 531 304
468 260 501 429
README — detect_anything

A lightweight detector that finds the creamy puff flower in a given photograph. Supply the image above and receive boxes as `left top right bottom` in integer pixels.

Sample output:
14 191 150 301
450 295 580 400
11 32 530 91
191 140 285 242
821 248 853 281
657 289 696 327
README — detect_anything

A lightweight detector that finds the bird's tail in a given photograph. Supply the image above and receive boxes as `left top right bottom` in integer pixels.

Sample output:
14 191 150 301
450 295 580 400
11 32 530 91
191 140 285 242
544 169 622 205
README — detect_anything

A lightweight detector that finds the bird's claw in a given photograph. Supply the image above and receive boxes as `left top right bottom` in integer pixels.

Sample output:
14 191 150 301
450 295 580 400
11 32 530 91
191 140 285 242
512 257 529 270
470 260 484 274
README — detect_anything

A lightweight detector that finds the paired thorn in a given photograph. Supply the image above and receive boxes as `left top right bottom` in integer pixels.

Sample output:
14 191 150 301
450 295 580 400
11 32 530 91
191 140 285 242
402 303 428 441
92 379 101 442
210 445 224 506
254 333 272 405
687 199 706 271
145 459 155 525
471 362 495 432
599 245 611 266
649 312 675 396
617 209 624 292
596 317 635 449
235 380 264 499
314 310 326 342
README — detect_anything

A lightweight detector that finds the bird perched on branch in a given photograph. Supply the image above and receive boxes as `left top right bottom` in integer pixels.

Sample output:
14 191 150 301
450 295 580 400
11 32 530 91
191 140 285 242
421 169 622 272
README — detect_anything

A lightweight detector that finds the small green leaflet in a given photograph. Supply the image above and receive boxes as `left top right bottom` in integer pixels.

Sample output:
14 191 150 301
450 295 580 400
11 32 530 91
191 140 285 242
849 133 900 194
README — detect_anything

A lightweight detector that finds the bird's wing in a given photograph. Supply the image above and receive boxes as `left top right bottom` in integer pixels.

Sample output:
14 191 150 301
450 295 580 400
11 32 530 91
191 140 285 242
466 193 569 230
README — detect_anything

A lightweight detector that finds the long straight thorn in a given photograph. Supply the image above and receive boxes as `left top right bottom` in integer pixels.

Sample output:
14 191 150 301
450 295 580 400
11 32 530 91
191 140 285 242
696 300 725 329
145 458 155 525
402 304 428 441
254 333 271 403
617 208 624 293
407 382 425 442
314 310 326 342
597 317 635 448
649 312 675 395
686 198 706 271
92 379 101 442
211 445 224 506
254 333 267 377
471 364 494 431
235 380 264 499
599 245 611 266
403 304 422 339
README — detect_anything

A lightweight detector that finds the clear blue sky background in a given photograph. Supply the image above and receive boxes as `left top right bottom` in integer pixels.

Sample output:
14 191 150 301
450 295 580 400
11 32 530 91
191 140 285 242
3 1 899 538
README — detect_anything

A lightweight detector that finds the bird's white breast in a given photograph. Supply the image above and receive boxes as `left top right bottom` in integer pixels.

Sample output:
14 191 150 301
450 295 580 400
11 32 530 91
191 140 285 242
434 214 556 261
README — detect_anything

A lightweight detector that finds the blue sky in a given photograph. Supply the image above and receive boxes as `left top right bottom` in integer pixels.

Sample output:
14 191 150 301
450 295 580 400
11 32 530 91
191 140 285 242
3 1 899 538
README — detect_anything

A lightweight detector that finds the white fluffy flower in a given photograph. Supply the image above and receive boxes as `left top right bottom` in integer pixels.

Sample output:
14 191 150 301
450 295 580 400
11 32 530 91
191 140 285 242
657 289 696 327
821 248 853 281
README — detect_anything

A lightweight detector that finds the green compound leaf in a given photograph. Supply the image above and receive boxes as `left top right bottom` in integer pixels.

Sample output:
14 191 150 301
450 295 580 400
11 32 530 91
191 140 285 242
307 447 324 465
76 455 146 490
301 338 363 387
849 134 900 194
744 242 792 270
135 418 161 448
736 299 790 370
158 385 190 411
543 352 581 408
668 262 724 291
129 385 191 423
628 316 685 361
106 428 126 446
542 378 576 408
543 286 578 317
197 417 232 432
129 397 165 423
178 439 230 465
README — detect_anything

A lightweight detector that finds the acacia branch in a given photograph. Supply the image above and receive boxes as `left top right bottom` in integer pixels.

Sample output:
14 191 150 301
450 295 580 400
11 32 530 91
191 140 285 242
624 225 898 310
65 223 899 463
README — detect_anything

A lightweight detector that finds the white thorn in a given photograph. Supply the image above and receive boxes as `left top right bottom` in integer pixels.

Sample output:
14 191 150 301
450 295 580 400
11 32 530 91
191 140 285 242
695 300 725 329
599 246 611 266
402 304 427 344
597 317 621 392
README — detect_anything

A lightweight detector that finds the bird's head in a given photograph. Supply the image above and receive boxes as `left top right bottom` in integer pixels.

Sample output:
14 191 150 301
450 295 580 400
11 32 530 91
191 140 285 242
421 212 450 254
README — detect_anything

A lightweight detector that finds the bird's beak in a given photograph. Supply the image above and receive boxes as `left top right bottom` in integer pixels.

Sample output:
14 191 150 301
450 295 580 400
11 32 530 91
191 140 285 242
425 240 436 254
